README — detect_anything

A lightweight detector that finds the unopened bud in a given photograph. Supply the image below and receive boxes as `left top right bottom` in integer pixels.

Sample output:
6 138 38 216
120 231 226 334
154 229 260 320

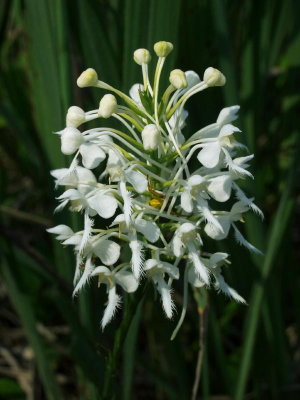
77 68 98 88
154 41 173 57
66 106 85 128
203 67 226 87
133 48 151 65
169 69 187 89
98 94 117 118
141 124 160 151
60 127 84 155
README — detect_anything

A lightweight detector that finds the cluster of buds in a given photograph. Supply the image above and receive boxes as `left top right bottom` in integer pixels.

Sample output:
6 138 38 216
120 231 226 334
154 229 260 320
48 41 262 335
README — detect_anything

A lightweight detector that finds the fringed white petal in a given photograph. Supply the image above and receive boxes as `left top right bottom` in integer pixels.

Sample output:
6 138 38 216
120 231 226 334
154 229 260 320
157 279 175 319
129 238 144 279
187 242 210 285
233 183 264 219
101 287 121 330
214 272 246 304
79 211 93 253
232 224 262 255
73 257 94 297
196 196 224 234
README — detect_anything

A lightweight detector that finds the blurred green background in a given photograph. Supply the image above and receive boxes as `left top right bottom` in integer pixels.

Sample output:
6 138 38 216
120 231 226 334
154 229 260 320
0 0 299 399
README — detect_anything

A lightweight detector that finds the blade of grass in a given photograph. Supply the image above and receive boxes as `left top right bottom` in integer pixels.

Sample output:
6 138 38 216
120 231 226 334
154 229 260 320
1 254 63 400
234 144 298 399
122 297 143 400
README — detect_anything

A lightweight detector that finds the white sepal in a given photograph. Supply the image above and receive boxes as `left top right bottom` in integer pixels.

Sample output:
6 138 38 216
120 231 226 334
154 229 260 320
61 127 84 155
93 239 121 265
80 143 106 169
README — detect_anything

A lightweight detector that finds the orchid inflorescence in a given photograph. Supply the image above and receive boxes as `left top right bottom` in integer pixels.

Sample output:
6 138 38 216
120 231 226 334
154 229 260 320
48 41 262 335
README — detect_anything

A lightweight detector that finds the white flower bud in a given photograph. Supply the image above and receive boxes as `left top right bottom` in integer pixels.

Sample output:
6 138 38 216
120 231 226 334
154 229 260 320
169 69 187 89
60 127 84 155
133 48 151 65
66 106 86 128
77 68 98 88
98 94 117 118
203 67 226 87
154 41 173 57
141 124 160 151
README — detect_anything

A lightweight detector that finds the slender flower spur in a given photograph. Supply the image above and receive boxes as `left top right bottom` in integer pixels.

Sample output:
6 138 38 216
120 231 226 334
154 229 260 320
48 41 263 334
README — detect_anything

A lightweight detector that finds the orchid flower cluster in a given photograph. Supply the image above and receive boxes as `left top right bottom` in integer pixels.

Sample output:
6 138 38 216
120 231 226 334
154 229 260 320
48 41 262 334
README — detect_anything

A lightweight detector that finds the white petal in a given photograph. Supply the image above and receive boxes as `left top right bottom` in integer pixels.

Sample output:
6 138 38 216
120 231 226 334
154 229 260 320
181 190 193 213
79 143 106 169
114 270 139 293
161 262 179 279
144 259 157 271
197 142 221 168
101 287 121 329
209 252 229 268
172 234 183 257
125 169 148 193
61 127 84 155
135 218 160 243
188 266 205 288
46 225 73 240
219 124 241 138
62 234 83 246
188 175 205 187
93 240 121 265
207 175 232 202
217 106 240 126
204 217 230 240
119 181 132 226
90 265 111 277
129 83 143 105
185 70 201 88
57 188 81 200
87 192 118 219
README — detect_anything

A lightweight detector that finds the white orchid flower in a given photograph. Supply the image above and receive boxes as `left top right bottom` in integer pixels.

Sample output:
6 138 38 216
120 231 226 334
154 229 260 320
58 127 107 169
145 258 179 318
197 124 241 169
172 223 210 284
180 175 224 232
